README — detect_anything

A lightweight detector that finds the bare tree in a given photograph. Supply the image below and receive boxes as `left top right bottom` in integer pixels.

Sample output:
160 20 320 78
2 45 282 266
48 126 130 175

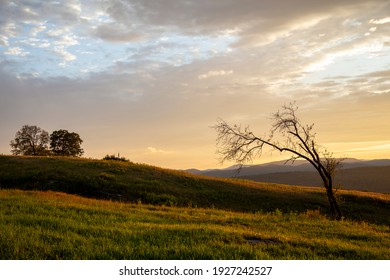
214 103 343 220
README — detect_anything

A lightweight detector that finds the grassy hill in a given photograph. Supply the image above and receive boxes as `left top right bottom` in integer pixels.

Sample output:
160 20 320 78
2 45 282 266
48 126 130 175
0 155 389 259
1 155 389 224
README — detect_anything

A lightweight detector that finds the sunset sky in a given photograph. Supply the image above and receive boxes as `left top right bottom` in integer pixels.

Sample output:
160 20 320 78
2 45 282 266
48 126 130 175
1 0 389 169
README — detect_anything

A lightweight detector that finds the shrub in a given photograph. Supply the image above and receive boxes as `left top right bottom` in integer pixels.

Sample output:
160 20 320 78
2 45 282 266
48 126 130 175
102 154 130 162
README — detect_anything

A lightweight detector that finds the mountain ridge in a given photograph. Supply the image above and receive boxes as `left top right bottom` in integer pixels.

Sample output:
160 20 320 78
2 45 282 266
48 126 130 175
185 159 390 193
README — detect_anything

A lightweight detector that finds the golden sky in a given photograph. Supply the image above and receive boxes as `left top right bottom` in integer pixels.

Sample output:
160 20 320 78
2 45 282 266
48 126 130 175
1 0 389 169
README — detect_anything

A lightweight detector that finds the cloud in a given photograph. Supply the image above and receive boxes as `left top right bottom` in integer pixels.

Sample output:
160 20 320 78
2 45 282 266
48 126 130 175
147 147 171 154
370 17 390 25
348 142 390 152
93 24 144 42
0 35 9 46
4 47 29 56
108 0 388 46
198 70 233 80
1 0 390 168
30 24 47 37
54 46 76 62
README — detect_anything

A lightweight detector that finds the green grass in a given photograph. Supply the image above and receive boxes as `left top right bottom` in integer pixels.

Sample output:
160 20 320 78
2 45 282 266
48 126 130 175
1 155 389 225
1 189 389 260
0 155 389 259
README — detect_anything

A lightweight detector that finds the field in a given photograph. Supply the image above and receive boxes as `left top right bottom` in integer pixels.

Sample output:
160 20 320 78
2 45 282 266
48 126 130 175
0 155 389 259
1 189 389 259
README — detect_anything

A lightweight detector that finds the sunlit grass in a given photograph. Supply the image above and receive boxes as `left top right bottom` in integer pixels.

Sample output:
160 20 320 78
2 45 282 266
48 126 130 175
1 190 389 260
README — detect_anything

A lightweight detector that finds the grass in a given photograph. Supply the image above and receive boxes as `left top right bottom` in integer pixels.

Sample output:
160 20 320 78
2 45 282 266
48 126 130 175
0 155 389 259
1 155 389 225
1 189 389 260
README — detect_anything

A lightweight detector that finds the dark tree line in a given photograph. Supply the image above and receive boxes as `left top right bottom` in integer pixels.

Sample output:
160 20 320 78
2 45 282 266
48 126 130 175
10 125 84 157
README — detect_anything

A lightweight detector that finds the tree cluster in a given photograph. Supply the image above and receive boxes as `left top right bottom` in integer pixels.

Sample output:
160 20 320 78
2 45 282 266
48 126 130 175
10 125 84 157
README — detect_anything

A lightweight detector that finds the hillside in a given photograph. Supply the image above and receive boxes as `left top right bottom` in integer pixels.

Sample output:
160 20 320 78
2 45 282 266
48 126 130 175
188 159 390 193
1 189 389 260
240 166 390 194
0 155 389 225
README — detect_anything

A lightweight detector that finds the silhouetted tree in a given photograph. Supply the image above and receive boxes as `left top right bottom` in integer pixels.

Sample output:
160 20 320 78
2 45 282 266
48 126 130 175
10 125 50 156
50 129 84 157
214 103 343 220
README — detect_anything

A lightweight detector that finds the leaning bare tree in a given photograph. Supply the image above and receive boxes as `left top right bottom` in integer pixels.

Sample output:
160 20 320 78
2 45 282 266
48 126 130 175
214 103 343 220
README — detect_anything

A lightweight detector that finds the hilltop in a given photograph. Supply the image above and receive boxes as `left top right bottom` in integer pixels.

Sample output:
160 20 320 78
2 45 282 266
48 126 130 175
0 155 389 225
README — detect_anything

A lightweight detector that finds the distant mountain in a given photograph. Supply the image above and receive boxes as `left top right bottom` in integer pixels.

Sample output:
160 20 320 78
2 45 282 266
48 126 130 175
185 159 390 193
240 166 390 194
184 168 203 175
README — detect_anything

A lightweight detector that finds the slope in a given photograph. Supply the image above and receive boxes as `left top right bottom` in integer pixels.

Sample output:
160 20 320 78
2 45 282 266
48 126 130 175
0 155 389 225
1 189 389 260
192 159 390 193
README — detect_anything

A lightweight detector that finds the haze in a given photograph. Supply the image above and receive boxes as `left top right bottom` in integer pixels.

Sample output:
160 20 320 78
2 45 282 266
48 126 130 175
1 0 389 169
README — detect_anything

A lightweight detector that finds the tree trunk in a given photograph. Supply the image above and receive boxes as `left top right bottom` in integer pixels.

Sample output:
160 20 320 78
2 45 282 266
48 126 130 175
325 187 343 220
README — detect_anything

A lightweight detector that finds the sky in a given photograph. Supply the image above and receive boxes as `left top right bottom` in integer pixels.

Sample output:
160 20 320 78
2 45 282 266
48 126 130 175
0 0 389 170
